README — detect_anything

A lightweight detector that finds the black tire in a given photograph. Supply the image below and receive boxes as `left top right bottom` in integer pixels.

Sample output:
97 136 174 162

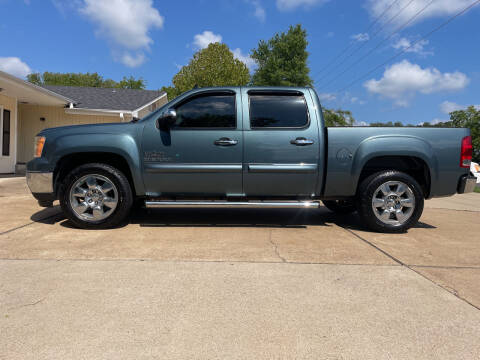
322 200 356 214
59 163 133 229
356 170 424 233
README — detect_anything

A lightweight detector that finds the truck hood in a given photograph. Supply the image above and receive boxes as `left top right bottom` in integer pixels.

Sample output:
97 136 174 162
38 122 135 137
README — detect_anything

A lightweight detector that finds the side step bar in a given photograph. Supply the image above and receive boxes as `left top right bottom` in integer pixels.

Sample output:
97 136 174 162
145 200 321 209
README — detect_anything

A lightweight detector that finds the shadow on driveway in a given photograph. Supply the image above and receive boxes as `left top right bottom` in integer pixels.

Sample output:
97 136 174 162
30 205 436 231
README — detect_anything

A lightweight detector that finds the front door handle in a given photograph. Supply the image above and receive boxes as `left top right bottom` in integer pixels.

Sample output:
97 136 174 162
214 137 238 146
290 137 314 146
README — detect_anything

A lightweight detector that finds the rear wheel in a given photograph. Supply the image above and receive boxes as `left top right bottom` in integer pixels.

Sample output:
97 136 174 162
59 163 133 229
356 170 424 233
322 200 356 214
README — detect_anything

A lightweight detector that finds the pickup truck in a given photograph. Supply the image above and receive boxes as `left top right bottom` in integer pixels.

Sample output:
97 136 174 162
26 87 477 232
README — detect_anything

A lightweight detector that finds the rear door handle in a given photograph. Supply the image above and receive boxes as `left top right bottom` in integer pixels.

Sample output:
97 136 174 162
214 137 238 146
290 137 314 146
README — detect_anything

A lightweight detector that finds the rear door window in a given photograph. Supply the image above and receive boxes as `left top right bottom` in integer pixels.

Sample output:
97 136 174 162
249 94 309 128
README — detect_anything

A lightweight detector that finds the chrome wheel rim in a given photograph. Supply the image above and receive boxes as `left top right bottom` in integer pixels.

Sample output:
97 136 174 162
371 181 415 226
69 174 118 222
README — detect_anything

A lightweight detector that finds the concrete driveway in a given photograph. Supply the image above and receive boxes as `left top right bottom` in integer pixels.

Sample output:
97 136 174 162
1 176 479 359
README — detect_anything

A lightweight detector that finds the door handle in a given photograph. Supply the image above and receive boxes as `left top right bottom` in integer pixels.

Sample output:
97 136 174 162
214 137 238 146
290 137 314 146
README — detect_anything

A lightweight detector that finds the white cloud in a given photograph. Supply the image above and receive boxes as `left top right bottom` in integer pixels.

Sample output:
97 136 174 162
193 31 223 50
364 60 469 106
392 38 432 56
440 101 480 114
419 118 446 126
120 53 146 68
232 48 256 70
79 0 163 67
354 121 369 127
366 0 475 27
351 33 369 42
350 96 366 105
430 118 444 125
440 101 464 114
318 93 336 102
276 0 329 11
246 0 266 22
0 57 32 78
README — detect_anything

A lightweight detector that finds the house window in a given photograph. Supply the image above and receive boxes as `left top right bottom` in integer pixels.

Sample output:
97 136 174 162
1 109 10 156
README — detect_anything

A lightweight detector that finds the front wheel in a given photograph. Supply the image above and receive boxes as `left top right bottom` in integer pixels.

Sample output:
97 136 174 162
59 163 133 229
356 171 424 233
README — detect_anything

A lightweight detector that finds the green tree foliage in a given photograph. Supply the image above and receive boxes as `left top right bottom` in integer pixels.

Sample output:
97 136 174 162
449 106 480 162
323 109 354 127
161 43 250 100
26 72 146 89
251 24 313 87
117 76 146 89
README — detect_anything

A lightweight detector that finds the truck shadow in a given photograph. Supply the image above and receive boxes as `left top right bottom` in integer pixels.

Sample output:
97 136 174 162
30 206 436 231
130 207 437 231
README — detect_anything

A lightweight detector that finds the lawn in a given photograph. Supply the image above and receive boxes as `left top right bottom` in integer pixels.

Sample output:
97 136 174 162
475 186 480 193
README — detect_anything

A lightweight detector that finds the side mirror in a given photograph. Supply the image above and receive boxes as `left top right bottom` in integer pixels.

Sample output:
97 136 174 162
156 109 177 129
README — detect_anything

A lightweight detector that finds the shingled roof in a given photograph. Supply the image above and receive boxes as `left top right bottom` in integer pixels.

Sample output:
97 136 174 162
41 85 166 111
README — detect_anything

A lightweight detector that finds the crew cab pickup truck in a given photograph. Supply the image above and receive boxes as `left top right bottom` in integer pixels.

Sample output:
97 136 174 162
26 87 477 232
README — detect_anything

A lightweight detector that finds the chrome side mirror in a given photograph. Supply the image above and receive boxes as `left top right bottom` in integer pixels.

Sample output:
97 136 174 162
156 109 177 129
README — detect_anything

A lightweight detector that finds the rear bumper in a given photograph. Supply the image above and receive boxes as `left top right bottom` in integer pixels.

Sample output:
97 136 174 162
457 174 477 194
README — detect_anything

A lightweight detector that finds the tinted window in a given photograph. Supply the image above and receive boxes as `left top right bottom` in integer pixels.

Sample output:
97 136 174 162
174 94 236 128
249 94 308 128
2 110 10 156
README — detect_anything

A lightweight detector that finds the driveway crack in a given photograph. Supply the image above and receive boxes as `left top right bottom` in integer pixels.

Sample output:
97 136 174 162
8 297 47 311
340 226 480 311
269 231 287 263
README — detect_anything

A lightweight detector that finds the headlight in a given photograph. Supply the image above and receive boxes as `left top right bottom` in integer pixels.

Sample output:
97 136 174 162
34 136 46 158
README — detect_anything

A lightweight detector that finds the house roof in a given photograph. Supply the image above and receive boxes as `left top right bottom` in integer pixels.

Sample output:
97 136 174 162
41 85 166 111
0 70 75 107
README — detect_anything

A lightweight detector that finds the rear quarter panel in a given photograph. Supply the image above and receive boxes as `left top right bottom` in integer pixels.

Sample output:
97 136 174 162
323 127 471 198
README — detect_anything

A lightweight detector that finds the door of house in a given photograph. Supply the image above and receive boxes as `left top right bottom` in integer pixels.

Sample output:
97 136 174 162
0 107 15 174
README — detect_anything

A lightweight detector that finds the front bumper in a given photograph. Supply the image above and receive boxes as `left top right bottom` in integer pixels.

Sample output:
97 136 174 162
26 171 54 193
457 174 477 194
26 172 56 207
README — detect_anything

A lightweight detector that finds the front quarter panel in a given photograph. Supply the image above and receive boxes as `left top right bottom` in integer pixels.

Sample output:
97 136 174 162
28 126 145 196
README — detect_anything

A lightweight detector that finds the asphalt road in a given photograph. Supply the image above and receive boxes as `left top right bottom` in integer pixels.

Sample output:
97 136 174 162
1 177 479 359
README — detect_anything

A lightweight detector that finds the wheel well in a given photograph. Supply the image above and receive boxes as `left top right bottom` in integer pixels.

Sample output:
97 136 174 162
54 152 135 196
358 156 431 198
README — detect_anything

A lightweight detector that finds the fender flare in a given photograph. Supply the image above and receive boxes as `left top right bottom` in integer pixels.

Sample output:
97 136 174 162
350 135 438 192
50 133 144 195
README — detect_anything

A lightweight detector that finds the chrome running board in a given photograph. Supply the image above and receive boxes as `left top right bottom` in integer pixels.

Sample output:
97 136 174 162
145 200 320 209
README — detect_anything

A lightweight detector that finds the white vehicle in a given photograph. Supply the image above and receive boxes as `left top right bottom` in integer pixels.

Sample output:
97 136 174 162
471 162 480 184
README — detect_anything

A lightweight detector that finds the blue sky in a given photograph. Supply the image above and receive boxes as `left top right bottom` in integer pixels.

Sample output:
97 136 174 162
0 0 479 125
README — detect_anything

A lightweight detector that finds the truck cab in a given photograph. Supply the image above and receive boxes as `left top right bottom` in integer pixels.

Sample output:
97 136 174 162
141 87 323 198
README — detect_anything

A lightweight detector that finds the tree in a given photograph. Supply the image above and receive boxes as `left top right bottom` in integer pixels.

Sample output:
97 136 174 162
161 43 250 100
251 24 312 87
117 76 146 89
323 109 354 127
449 106 480 162
26 72 146 89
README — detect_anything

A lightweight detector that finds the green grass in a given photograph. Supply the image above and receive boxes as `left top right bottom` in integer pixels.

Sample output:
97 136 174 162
475 186 480 193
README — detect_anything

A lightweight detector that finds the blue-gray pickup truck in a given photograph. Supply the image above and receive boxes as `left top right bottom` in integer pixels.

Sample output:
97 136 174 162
26 87 477 232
